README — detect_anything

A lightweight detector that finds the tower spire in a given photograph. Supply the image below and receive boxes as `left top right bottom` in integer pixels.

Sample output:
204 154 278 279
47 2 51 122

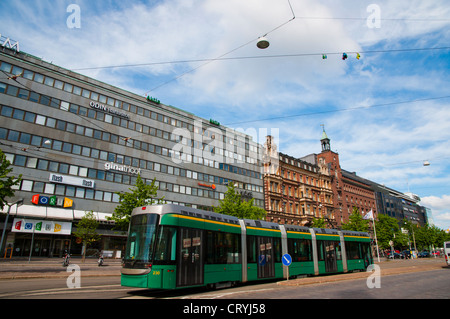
320 124 330 152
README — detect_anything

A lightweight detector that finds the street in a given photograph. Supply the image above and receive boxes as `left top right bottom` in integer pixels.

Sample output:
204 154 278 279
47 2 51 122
0 258 448 300
0 276 134 299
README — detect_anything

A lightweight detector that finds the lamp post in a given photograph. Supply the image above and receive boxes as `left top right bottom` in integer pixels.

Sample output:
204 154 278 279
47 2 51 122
0 199 23 256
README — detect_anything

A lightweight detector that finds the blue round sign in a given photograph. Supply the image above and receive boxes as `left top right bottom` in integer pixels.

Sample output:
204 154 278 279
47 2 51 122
282 254 292 267
258 255 266 266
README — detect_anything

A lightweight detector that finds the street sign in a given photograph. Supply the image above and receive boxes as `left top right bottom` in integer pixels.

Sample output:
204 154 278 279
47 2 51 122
282 254 292 267
258 255 266 266
282 254 292 281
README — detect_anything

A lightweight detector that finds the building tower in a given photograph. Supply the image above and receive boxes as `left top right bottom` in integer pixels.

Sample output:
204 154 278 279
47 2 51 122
320 124 330 152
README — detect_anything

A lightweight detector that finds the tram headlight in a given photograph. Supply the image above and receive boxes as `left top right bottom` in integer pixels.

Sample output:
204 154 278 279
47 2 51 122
143 263 152 270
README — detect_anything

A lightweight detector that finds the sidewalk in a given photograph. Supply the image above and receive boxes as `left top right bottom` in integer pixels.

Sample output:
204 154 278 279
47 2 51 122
278 257 448 287
0 256 123 280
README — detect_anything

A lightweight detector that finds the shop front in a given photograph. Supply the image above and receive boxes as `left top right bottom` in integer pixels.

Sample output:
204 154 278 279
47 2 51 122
9 218 72 257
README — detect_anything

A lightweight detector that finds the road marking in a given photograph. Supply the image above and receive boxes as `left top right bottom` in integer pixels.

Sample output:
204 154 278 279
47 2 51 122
180 287 277 299
0 284 125 298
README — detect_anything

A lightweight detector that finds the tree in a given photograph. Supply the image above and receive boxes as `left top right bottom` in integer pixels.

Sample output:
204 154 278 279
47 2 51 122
341 207 369 232
0 148 22 210
311 217 326 228
414 223 448 251
108 175 164 230
214 182 266 220
375 214 403 250
73 211 101 263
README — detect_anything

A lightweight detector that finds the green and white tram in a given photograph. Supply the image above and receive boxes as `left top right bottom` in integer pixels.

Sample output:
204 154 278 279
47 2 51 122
121 204 373 289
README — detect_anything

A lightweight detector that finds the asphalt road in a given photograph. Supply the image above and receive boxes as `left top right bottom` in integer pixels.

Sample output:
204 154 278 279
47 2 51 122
177 268 449 299
0 257 448 300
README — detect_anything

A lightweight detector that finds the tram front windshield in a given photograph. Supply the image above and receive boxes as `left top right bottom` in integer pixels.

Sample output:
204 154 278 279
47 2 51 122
123 214 159 268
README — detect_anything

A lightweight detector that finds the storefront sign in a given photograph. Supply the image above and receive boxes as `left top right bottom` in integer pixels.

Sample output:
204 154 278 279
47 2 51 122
12 218 72 235
89 101 129 119
31 194 74 208
104 162 141 175
49 173 95 188
198 183 216 190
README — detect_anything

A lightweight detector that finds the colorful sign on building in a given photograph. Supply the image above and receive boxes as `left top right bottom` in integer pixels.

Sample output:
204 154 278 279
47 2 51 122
11 218 72 235
31 194 73 208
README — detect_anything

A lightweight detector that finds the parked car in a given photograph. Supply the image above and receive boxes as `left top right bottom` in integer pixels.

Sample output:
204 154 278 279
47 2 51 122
431 250 441 256
418 251 430 258
388 251 402 259
401 250 411 259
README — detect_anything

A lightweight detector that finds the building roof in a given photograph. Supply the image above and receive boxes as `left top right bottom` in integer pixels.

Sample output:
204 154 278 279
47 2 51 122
321 130 329 140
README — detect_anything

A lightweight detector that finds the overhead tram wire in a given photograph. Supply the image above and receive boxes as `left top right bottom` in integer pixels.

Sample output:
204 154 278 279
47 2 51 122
294 16 450 22
140 0 296 96
69 46 450 73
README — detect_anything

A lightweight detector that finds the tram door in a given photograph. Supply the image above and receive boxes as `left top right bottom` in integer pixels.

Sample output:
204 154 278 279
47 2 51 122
257 237 275 279
177 228 204 287
324 241 338 273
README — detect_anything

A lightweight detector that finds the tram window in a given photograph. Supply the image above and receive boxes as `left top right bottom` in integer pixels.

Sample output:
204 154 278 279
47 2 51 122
154 226 177 263
288 238 312 262
317 241 324 261
247 236 257 263
273 238 282 262
346 242 361 260
206 231 240 264
335 242 342 260
125 214 159 262
361 243 371 261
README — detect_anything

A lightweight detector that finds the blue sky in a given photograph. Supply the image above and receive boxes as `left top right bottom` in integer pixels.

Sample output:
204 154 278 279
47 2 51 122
1 0 450 230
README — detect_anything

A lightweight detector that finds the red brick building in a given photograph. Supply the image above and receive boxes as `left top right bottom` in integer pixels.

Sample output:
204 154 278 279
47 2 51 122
317 129 377 227
262 136 334 227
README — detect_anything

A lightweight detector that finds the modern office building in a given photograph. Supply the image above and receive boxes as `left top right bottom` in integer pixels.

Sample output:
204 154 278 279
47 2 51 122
0 45 264 257
368 182 428 227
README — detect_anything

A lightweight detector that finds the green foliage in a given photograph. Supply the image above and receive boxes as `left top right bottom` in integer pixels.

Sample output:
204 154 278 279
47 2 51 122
341 207 369 232
0 148 22 209
214 182 266 220
108 175 164 230
73 211 101 262
374 214 404 250
311 217 326 228
375 216 450 250
405 220 449 250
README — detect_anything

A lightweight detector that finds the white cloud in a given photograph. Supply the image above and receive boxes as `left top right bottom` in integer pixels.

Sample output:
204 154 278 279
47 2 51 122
421 195 450 230
1 0 450 229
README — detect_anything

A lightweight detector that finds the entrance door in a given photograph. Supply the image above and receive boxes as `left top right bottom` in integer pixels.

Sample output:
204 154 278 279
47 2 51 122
177 228 204 287
324 241 337 273
53 239 64 257
257 237 275 279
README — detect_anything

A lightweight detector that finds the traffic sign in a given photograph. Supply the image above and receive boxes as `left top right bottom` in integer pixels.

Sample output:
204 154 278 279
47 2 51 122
282 254 292 267
258 255 266 266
